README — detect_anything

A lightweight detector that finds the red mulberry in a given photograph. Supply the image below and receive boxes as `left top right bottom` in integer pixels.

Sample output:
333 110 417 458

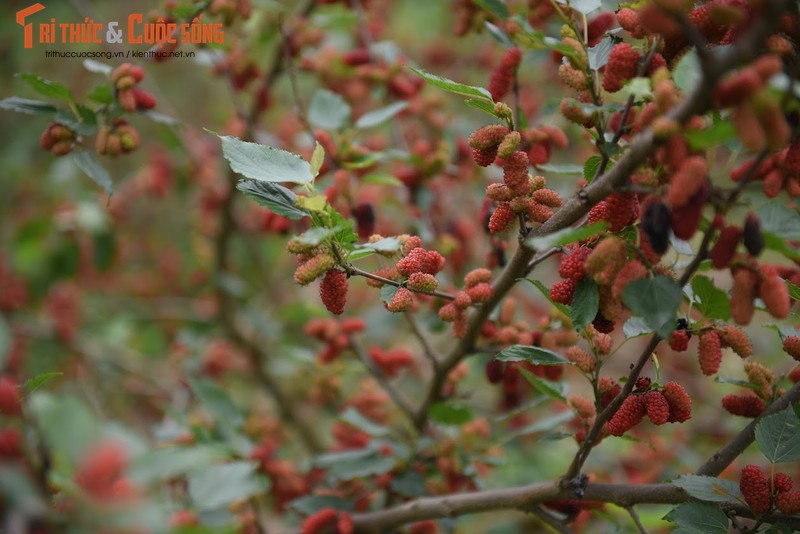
722 394 765 417
386 288 414 313
488 48 522 102
783 336 800 361
777 491 800 514
607 394 645 436
489 203 515 233
663 381 692 423
550 278 578 305
669 329 690 352
644 391 670 425
739 465 771 514
603 43 640 93
698 331 722 376
320 270 348 315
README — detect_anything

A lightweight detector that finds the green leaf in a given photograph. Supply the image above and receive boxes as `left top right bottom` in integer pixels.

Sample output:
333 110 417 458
583 155 602 182
672 475 741 503
338 408 389 436
757 201 800 240
690 275 731 320
762 231 800 262
754 406 800 463
87 84 113 104
142 110 180 126
93 232 115 272
684 120 736 150
714 376 760 391
429 402 473 425
408 66 493 102
129 445 227 485
526 222 607 250
788 281 800 301
673 49 701 95
623 316 653 338
380 285 399 303
72 150 113 194
664 503 728 533
664 503 728 534
188 461 268 511
390 471 428 497
569 0 601 14
521 278 571 316
361 172 403 187
465 98 501 118
622 276 682 339
28 393 101 472
519 368 567 401
310 141 325 177
355 102 408 129
474 0 510 18
188 378 244 428
54 106 98 136
236 180 309 220
588 37 613 70
485 21 514 47
218 135 313 185
571 277 599 331
18 73 73 102
0 97 57 115
536 163 584 174
315 449 398 481
308 89 351 130
295 227 335 247
291 495 353 515
24 372 62 393
349 237 401 261
495 345 568 365
0 465 46 516
0 317 9 371
511 411 574 438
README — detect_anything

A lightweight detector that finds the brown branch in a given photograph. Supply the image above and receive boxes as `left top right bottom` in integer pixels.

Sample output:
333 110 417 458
696 380 800 477
403 313 442 370
347 335 418 424
342 264 456 301
410 2 785 431
350 480 800 533
214 0 324 454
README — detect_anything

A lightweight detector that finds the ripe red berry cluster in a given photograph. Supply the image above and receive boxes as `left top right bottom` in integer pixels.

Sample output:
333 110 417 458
739 465 800 515
96 120 141 157
369 347 415 377
730 264 791 325
602 43 640 93
488 47 522 102
731 136 800 199
606 380 691 436
110 63 157 113
304 317 366 363
301 507 354 534
39 123 77 156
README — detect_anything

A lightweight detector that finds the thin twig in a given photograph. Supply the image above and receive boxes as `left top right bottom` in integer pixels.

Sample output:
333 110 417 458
347 335 418 424
342 264 457 300
697 381 800 477
403 313 441 370
532 506 576 534
626 505 649 534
